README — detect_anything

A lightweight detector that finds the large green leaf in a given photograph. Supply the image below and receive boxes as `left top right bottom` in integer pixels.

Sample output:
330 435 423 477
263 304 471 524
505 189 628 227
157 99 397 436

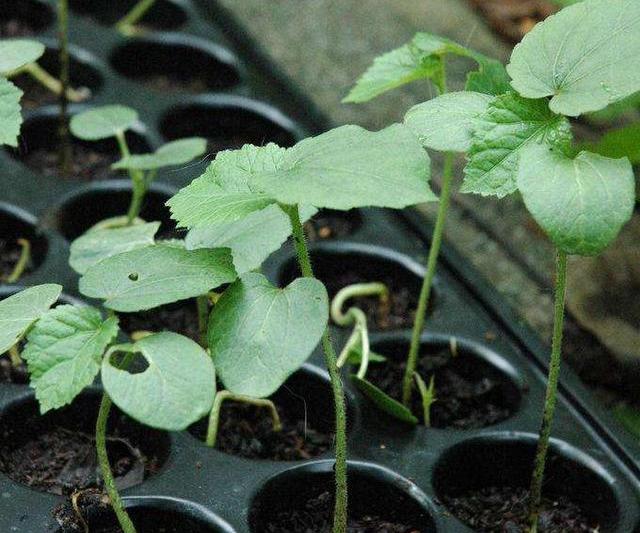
102 332 215 430
351 375 418 425
70 105 138 141
461 93 572 197
23 306 118 413
0 77 23 147
507 0 640 117
518 144 635 255
208 273 328 398
405 91 493 152
69 221 160 274
113 138 207 171
0 284 61 354
465 56 511 96
79 244 237 312
254 124 435 209
0 39 45 73
587 123 640 164
185 204 316 274
167 143 284 229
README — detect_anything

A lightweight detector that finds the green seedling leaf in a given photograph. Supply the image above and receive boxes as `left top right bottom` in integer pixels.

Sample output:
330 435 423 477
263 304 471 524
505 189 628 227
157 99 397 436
507 0 640 116
69 221 160 274
168 143 284 229
113 137 207 171
79 244 237 312
102 332 215 430
405 91 493 152
518 144 635 255
254 124 435 210
613 404 640 440
461 93 572 197
346 345 386 365
208 272 328 398
23 305 118 413
351 375 418 425
185 204 316 274
465 56 511 96
587 123 640 165
0 284 62 354
0 39 45 73
70 105 138 140
0 77 23 147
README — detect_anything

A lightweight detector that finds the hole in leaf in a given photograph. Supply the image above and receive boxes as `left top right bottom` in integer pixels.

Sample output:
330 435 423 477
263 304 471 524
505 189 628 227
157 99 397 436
128 272 139 281
109 350 149 375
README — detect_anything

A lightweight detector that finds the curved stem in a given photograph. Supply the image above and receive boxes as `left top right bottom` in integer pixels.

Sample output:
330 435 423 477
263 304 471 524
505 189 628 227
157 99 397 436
20 63 88 102
206 391 282 448
96 393 137 533
6 238 31 283
528 250 568 532
402 151 455 406
116 0 156 35
330 282 388 326
115 131 146 225
335 308 370 380
285 204 348 533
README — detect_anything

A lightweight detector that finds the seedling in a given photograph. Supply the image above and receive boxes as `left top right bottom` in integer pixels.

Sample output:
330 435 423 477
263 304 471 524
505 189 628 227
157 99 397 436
116 0 157 36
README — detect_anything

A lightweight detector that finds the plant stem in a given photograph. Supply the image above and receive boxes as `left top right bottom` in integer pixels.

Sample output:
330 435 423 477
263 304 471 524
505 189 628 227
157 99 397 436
205 391 282 447
96 393 137 533
5 238 31 283
196 295 209 348
9 345 22 367
528 249 568 532
57 0 72 177
115 131 146 224
15 63 87 102
402 151 455 406
285 204 348 533
330 282 388 326
116 0 156 35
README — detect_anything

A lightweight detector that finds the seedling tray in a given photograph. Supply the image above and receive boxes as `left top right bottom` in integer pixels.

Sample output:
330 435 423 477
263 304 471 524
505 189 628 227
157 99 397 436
0 0 639 531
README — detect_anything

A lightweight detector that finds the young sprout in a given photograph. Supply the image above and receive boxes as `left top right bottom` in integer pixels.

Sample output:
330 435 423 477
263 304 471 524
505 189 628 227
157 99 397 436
414 373 436 428
2 238 31 284
116 0 157 36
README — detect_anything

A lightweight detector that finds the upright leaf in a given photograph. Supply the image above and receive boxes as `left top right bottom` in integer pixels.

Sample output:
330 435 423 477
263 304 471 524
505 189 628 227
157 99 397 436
0 284 62 354
113 138 207 170
102 332 215 430
70 105 138 140
0 40 45 73
507 0 640 116
79 244 237 312
208 273 328 398
518 144 635 255
461 93 572 197
0 77 23 147
23 306 118 413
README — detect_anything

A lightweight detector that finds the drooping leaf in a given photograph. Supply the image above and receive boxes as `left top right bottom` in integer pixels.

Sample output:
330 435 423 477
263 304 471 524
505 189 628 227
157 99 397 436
113 137 207 171
465 56 511 96
351 375 418 425
461 93 572 197
587 123 640 164
208 273 328 398
69 221 160 274
167 143 284 229
70 105 138 140
346 345 387 365
0 77 23 147
254 124 435 210
185 204 316 274
0 39 45 73
0 284 62 354
79 244 237 312
518 144 635 255
102 332 215 430
405 91 493 152
23 306 118 413
507 0 640 117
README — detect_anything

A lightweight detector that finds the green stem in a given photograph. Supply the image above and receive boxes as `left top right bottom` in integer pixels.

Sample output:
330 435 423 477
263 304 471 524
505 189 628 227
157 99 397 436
96 393 137 533
57 0 72 176
285 204 348 533
196 295 209 348
17 63 87 102
115 131 146 225
116 0 156 35
5 238 31 283
528 249 568 532
330 282 388 327
205 391 282 447
402 151 455 406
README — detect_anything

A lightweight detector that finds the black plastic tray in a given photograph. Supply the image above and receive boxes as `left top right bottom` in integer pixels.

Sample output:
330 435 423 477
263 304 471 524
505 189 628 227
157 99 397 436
0 1 638 531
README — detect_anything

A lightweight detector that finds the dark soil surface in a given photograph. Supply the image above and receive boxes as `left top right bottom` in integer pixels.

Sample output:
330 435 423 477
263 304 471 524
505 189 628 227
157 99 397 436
136 74 210 94
442 486 597 532
0 18 38 38
0 238 33 280
305 210 360 241
20 143 116 181
191 400 332 461
0 357 28 384
118 301 200 343
367 346 516 428
259 490 423 532
0 426 158 496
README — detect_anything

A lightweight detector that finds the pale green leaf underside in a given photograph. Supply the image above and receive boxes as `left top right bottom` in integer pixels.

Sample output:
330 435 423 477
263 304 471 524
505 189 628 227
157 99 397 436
79 244 237 312
113 137 207 170
102 332 215 430
69 221 160 274
70 105 138 140
185 204 316 274
405 91 493 152
24 306 118 413
0 77 23 147
351 375 418 425
507 0 640 117
254 124 435 209
0 284 62 355
518 145 635 255
462 93 572 197
0 39 45 73
208 272 328 398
